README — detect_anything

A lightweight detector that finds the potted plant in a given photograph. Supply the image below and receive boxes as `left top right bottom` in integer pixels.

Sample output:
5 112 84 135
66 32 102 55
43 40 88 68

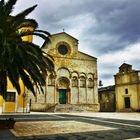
0 118 15 129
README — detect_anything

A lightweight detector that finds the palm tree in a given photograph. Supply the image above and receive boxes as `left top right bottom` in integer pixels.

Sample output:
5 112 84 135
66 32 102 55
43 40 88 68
0 0 54 98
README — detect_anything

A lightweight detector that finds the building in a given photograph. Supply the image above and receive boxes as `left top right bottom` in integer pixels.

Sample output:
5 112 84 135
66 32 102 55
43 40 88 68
98 85 116 112
29 32 99 112
0 26 34 113
0 78 26 113
114 63 140 111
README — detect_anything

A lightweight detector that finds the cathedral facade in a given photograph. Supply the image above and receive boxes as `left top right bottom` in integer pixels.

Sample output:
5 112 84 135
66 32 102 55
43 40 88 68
29 32 99 112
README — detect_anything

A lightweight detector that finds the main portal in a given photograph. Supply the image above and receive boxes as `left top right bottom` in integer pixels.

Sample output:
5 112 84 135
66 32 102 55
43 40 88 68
59 89 67 104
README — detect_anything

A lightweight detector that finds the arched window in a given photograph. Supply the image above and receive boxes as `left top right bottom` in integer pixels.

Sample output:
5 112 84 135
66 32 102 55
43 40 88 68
48 74 55 86
80 76 86 87
125 88 128 94
88 78 94 88
72 76 78 87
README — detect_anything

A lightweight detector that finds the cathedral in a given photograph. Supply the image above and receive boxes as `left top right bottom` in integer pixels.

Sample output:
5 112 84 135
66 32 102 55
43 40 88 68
28 32 99 112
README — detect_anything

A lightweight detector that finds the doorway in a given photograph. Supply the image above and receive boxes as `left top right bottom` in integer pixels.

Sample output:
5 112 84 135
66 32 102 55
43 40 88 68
124 97 130 108
59 89 67 104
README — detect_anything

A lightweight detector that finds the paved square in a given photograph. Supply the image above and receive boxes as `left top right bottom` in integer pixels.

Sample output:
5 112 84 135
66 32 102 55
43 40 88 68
11 120 117 137
7 113 140 140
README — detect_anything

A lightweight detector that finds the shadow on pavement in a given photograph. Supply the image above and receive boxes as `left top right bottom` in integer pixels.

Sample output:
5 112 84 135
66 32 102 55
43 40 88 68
0 129 17 140
1 113 140 140
13 129 140 140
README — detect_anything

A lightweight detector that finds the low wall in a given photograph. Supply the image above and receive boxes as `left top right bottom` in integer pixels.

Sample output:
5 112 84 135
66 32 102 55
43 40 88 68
31 103 57 112
31 103 99 112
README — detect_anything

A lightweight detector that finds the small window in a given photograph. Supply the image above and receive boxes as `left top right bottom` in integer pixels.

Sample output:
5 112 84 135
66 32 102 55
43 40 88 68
88 78 94 88
121 70 124 73
72 76 78 87
80 76 86 87
125 88 128 94
5 92 16 102
48 74 55 86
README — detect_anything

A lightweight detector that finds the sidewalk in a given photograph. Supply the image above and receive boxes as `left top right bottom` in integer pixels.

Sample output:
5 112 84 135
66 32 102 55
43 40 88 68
0 129 17 140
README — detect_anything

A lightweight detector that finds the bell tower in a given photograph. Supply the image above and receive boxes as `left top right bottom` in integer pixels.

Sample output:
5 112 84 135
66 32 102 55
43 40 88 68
18 26 34 42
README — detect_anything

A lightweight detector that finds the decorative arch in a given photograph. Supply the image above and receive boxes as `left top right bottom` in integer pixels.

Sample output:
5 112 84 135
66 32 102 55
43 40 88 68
57 77 70 104
71 71 79 78
87 73 94 88
72 76 78 87
88 78 94 88
57 67 70 78
87 73 94 79
79 72 87 78
80 76 86 88
48 74 55 86
57 77 70 89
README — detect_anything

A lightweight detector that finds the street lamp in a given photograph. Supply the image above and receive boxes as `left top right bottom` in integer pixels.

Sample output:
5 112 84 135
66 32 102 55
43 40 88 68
22 93 26 113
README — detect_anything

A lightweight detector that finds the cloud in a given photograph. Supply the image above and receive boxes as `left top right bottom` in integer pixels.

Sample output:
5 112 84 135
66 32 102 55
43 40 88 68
12 0 140 87
98 43 140 86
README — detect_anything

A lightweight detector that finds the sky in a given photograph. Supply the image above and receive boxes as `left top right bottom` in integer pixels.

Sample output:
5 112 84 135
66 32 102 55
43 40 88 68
12 0 140 86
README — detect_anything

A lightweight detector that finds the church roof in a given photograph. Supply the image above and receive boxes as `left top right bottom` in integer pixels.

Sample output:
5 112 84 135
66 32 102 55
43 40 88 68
41 31 97 60
41 32 78 48
119 63 132 69
78 51 97 60
50 32 78 41
98 85 115 92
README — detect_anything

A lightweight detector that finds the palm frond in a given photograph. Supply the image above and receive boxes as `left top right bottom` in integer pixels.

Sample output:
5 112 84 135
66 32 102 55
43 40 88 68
0 70 7 98
34 30 51 36
0 1 54 97
16 19 38 29
20 31 49 40
15 5 37 21
0 0 5 6
5 0 17 15
19 68 36 96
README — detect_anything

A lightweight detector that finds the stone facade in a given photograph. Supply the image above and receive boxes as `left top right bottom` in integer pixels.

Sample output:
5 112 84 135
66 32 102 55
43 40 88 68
114 63 140 112
29 32 99 112
98 86 116 112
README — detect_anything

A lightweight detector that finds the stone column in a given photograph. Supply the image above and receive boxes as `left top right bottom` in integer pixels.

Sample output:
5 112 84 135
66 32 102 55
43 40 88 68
78 78 80 104
54 75 57 104
93 77 98 104
86 77 88 104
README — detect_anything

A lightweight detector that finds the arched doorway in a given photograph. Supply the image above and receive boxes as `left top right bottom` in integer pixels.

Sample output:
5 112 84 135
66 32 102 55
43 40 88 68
57 77 70 104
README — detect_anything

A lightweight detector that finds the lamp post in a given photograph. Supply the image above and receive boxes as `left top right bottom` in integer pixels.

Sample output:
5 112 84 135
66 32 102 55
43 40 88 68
99 80 103 87
23 93 26 113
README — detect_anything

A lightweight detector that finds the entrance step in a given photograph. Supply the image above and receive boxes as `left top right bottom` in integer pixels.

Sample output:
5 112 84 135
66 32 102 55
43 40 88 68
119 108 133 112
54 104 86 113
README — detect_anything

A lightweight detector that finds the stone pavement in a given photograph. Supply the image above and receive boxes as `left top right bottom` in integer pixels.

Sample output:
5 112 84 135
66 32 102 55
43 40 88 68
0 112 140 140
0 129 17 140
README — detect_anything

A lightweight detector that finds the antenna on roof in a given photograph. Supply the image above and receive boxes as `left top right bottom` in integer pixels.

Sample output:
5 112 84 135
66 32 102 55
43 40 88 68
63 28 65 32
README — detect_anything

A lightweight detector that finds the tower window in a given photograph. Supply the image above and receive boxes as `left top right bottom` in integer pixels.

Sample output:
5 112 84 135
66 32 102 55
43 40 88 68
125 88 128 94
